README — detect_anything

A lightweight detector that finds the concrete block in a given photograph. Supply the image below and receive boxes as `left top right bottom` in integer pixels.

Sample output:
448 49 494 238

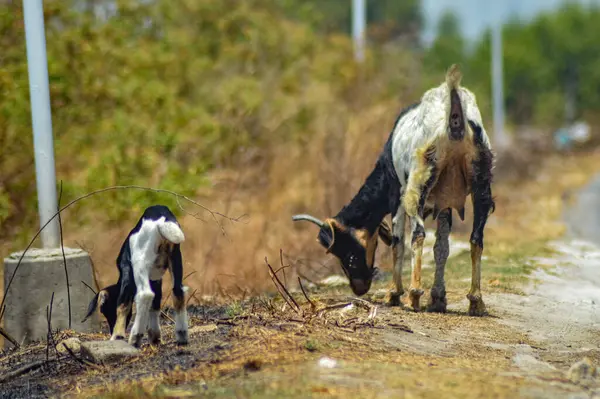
80 340 140 363
3 247 100 347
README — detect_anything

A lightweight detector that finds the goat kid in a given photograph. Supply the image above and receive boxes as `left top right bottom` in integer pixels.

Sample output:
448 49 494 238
293 65 494 316
82 205 189 347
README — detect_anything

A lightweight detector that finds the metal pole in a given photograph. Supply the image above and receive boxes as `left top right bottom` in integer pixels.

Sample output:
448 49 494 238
352 0 366 63
23 0 60 248
491 20 507 147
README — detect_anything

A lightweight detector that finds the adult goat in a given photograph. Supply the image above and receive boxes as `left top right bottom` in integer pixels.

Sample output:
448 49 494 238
292 65 494 316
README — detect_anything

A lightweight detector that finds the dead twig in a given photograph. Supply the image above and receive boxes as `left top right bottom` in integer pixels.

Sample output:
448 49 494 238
279 249 288 288
186 289 198 306
387 323 413 333
160 310 175 324
57 182 72 329
0 326 19 349
81 280 97 295
0 184 242 313
298 277 316 310
46 292 55 361
265 257 301 315
62 343 102 370
0 359 56 384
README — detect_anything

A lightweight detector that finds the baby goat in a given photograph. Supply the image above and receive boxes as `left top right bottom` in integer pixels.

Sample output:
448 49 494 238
83 205 189 347
293 65 494 316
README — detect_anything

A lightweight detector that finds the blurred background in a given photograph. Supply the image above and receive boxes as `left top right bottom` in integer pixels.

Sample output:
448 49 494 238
1 0 599 299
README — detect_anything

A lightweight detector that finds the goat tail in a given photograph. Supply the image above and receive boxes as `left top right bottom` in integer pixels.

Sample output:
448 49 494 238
81 292 100 323
158 220 185 244
445 64 462 90
81 285 109 323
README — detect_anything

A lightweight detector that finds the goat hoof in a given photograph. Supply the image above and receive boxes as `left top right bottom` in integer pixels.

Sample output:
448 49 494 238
176 330 189 346
110 334 125 341
428 289 447 313
409 288 424 312
129 333 144 348
467 293 486 317
387 291 403 307
148 330 161 346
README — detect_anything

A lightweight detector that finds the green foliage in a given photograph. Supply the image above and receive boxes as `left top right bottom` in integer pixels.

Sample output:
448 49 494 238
277 0 423 43
303 338 319 352
2 0 395 245
424 3 600 127
422 11 465 83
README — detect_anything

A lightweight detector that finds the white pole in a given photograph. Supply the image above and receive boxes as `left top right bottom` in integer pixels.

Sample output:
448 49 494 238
23 0 60 248
491 20 507 147
352 0 366 63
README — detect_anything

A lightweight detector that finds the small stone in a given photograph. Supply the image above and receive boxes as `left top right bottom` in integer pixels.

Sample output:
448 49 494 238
56 337 81 355
188 324 218 335
80 340 140 364
567 357 598 384
318 357 337 369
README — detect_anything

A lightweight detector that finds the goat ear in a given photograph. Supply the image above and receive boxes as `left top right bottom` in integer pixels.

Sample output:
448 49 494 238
317 223 334 251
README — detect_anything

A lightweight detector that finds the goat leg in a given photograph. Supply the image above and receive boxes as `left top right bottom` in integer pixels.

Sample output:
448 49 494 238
428 208 451 313
388 206 406 306
111 265 135 341
408 217 425 311
468 125 494 317
408 157 437 311
147 279 163 345
170 245 189 345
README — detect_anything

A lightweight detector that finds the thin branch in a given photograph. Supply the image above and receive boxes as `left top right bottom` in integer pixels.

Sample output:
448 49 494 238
298 277 316 310
160 310 175 324
183 271 197 281
279 249 288 289
46 292 55 362
0 326 19 349
81 280 97 295
57 182 71 329
0 184 241 313
62 343 102 370
186 289 198 306
265 257 300 314
0 360 55 384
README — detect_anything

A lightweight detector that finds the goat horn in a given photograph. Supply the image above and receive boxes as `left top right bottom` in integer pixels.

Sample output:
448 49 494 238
292 214 325 228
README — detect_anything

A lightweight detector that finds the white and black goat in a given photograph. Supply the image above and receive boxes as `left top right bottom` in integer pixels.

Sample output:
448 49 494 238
82 205 189 346
293 65 495 316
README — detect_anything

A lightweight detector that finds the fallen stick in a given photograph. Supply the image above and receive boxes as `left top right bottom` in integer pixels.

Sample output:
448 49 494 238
0 359 55 384
62 343 102 370
298 277 316 310
0 326 19 348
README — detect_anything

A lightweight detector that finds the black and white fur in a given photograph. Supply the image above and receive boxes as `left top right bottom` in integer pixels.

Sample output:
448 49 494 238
293 65 494 316
83 205 189 347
